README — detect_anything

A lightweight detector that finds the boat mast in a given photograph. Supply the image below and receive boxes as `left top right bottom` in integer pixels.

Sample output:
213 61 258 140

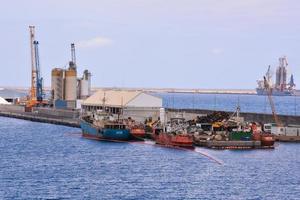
102 91 106 113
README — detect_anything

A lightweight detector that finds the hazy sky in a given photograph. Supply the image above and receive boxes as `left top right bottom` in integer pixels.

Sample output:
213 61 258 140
1 0 300 89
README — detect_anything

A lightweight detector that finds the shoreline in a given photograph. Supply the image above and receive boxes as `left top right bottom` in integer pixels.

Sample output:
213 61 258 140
2 86 300 96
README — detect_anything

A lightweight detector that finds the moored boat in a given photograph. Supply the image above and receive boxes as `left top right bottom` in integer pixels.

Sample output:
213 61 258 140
80 113 131 141
153 128 194 149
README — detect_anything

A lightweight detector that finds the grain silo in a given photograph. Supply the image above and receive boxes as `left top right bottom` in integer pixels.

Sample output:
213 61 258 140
51 68 64 100
64 67 77 101
79 70 91 99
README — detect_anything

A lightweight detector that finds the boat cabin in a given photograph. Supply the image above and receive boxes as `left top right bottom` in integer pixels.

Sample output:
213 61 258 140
104 124 126 130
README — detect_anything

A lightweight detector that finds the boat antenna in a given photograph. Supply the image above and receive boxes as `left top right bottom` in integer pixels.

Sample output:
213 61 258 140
119 96 124 128
121 96 124 120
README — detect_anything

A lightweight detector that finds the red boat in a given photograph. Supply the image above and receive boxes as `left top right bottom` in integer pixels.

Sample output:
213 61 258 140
251 123 275 147
153 128 194 149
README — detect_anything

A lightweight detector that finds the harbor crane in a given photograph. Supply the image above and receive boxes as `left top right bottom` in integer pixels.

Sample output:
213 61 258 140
27 26 46 108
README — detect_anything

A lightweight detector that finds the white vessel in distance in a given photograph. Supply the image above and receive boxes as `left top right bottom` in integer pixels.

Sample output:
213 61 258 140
256 56 296 96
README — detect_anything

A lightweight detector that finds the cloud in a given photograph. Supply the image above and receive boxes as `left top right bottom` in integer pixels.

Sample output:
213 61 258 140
77 36 113 48
211 48 224 55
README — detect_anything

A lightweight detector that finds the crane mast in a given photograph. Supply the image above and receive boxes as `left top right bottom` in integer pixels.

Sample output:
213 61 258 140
71 43 76 67
34 41 43 101
27 26 44 107
29 26 37 101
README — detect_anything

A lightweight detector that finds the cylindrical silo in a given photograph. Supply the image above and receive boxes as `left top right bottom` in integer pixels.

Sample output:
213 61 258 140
51 68 64 100
80 70 91 99
64 68 77 101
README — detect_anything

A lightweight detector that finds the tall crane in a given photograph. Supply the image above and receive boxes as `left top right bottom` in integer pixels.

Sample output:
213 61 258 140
27 26 45 107
264 76 283 127
34 41 43 101
29 26 37 102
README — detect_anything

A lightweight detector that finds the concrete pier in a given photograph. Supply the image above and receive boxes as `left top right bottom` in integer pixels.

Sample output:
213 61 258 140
0 105 80 128
0 111 80 127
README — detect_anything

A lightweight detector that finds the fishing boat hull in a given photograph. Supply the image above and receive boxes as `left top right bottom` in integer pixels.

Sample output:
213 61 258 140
154 132 194 149
260 134 275 147
80 120 131 141
130 128 146 138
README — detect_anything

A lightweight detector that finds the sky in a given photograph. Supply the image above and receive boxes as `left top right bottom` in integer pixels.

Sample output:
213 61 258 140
0 0 300 89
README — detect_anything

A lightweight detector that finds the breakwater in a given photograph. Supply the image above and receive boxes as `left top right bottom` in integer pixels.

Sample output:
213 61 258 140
0 105 80 127
1 104 300 128
0 111 79 127
157 93 300 116
166 108 300 125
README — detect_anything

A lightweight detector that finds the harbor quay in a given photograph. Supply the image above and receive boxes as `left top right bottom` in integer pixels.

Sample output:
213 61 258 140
1 104 299 129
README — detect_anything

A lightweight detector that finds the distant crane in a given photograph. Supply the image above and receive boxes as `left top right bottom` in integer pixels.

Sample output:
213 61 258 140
264 76 283 127
69 43 76 69
33 41 43 102
265 65 272 84
71 43 76 66
27 26 45 107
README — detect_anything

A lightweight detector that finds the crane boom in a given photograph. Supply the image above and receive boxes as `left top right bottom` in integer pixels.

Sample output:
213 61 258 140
264 76 283 127
29 26 37 100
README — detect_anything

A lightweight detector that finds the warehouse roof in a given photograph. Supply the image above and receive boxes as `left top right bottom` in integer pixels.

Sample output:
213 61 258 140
83 90 141 107
82 89 162 107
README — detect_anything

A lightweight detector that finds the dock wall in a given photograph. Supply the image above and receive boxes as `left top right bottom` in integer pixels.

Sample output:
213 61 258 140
166 108 300 125
0 105 80 127
1 104 299 127
32 107 80 119
0 111 79 127
0 104 25 112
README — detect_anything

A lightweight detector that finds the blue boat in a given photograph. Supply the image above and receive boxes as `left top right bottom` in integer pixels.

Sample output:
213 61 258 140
80 115 131 141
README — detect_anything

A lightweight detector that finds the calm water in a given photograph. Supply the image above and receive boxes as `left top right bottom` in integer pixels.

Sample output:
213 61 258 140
156 93 300 116
1 117 300 199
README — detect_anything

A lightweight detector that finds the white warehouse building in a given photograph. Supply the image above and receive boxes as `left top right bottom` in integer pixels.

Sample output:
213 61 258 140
81 89 163 122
